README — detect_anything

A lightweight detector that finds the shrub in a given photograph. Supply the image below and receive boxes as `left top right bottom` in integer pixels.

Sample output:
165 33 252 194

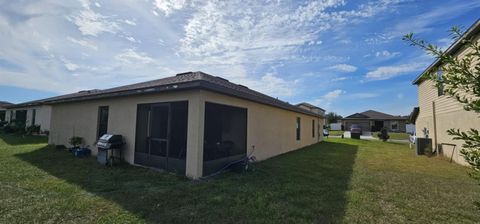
26 125 41 135
377 127 390 142
69 136 83 148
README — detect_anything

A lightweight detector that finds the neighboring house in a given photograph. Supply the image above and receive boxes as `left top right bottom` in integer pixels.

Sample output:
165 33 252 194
341 110 408 132
41 71 323 179
5 101 52 132
296 102 326 140
413 19 480 165
0 101 13 122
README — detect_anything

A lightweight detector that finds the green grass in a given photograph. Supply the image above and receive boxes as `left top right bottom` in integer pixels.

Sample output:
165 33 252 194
372 132 410 140
329 130 345 136
1 134 479 223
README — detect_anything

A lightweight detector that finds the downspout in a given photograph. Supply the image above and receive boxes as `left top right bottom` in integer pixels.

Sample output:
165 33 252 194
432 101 438 154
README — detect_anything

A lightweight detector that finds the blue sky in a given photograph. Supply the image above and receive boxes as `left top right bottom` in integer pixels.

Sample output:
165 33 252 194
0 0 479 116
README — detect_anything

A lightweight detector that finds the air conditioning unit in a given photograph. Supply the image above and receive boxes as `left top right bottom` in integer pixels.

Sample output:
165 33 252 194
415 137 432 155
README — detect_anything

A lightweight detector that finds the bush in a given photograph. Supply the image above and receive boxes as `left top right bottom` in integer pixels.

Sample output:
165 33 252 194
69 136 83 148
26 125 41 135
3 121 25 134
377 127 390 142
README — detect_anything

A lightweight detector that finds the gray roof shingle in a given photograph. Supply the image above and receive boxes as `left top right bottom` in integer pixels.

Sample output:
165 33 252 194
7 71 319 116
344 110 407 120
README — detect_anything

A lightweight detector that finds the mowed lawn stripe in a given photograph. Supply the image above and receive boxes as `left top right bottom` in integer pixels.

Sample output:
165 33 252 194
0 134 478 223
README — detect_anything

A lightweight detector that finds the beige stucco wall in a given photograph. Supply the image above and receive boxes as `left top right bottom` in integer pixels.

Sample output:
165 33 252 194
5 105 51 131
48 90 198 164
48 89 322 178
201 90 322 162
416 79 480 165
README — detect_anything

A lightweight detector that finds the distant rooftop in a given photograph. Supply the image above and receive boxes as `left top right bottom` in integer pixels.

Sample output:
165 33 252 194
343 110 408 120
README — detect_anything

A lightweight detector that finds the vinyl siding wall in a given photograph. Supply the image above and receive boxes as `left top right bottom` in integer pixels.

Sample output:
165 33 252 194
415 35 480 165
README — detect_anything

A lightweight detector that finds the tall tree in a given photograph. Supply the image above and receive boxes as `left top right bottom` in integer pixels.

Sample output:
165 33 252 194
326 112 343 124
403 26 480 208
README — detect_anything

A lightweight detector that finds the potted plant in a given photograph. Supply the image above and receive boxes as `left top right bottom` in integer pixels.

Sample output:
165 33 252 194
69 136 83 149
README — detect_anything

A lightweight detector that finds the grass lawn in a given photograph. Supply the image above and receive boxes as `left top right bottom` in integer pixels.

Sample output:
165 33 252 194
372 132 411 140
1 134 479 223
329 130 345 136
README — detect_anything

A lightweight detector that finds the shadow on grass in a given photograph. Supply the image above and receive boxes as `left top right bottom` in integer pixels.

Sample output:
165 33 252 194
0 133 48 145
15 141 357 223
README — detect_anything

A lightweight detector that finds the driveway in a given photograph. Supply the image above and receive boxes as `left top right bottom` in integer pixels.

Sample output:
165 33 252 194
343 131 376 140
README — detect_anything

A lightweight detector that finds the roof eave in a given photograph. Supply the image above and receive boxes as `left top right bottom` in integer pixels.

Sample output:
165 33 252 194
412 19 480 85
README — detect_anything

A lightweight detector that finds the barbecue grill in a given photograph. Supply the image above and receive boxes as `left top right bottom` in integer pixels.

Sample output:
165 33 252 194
96 134 124 165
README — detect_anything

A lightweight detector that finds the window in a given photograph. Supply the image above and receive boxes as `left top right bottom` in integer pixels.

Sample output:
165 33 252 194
296 117 301 140
15 110 27 126
97 106 109 138
437 69 444 96
31 109 36 126
391 121 398 131
312 119 315 138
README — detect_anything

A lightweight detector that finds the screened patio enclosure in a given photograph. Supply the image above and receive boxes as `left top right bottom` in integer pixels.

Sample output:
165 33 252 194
134 101 188 174
203 102 248 175
133 99 248 176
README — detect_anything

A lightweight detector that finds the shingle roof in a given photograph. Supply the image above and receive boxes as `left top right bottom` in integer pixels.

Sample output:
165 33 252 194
296 102 325 112
0 101 13 108
412 19 480 85
7 71 318 116
343 110 407 120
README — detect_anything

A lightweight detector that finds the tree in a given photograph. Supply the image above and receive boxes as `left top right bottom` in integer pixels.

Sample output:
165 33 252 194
403 26 480 208
326 112 343 124
377 127 390 142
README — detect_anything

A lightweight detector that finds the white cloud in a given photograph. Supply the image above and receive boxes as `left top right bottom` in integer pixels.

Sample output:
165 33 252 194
324 89 345 101
234 73 295 97
115 49 155 64
331 76 350 82
178 0 399 67
365 63 426 80
69 0 120 36
375 50 400 58
328 63 357 72
153 0 187 16
124 19 136 26
67 36 98 50
310 89 345 109
64 62 79 71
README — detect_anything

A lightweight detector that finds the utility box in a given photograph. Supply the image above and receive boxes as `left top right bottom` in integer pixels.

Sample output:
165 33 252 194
415 138 432 155
351 133 361 139
97 148 108 165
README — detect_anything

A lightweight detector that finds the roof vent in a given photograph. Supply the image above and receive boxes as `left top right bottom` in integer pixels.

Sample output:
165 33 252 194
215 76 229 82
176 72 193 76
237 84 249 89
78 89 100 94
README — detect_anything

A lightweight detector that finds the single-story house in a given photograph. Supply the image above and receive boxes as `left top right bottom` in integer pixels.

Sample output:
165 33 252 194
413 19 480 165
0 101 13 122
39 71 323 179
341 110 409 132
5 101 52 132
296 102 326 136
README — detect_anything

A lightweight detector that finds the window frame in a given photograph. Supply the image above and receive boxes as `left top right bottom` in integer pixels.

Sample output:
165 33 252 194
437 69 444 96
391 121 399 131
296 117 301 141
312 119 315 138
97 106 109 139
